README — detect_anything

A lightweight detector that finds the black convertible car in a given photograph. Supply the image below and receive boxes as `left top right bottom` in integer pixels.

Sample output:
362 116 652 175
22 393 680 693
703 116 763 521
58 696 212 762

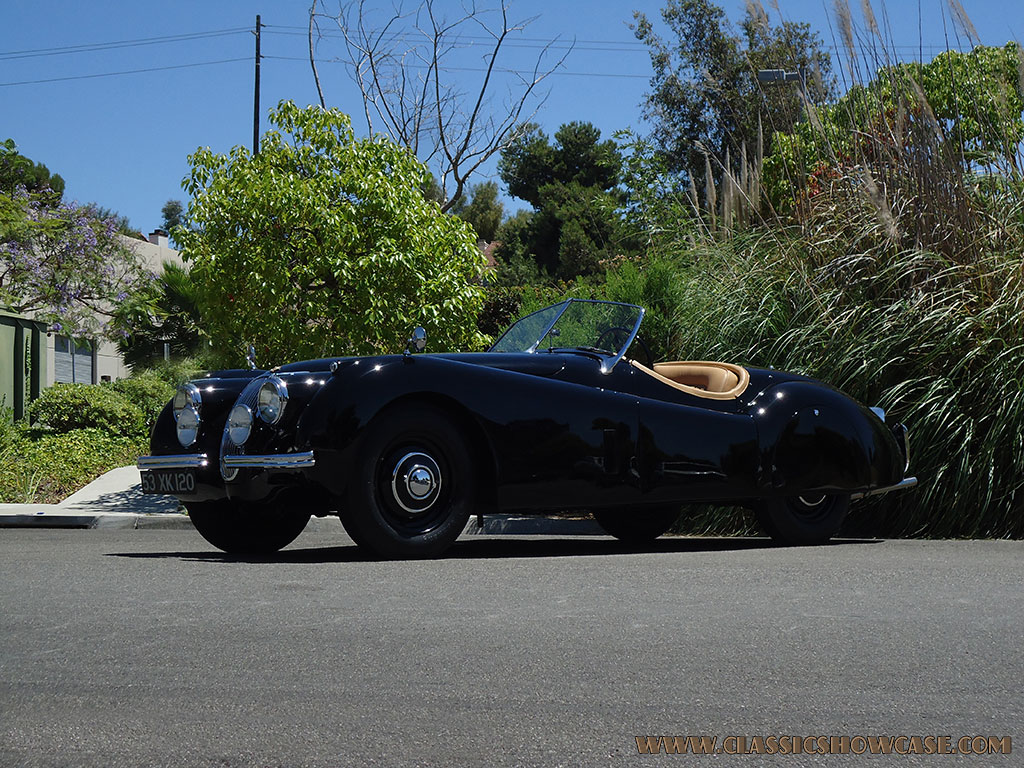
138 299 915 557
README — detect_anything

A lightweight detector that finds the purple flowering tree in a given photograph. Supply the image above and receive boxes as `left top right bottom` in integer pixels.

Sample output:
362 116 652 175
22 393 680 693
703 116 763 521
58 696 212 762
0 187 145 338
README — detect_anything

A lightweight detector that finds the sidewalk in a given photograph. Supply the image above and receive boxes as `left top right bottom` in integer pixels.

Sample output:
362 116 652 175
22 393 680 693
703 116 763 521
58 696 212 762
0 466 603 535
0 466 188 529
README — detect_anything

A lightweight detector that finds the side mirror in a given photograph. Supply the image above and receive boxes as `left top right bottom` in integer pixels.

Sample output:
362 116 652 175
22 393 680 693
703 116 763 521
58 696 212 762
246 344 258 370
404 327 427 357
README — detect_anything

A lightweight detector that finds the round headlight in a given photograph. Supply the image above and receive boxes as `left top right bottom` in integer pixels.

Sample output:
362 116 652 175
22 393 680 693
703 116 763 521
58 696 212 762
173 383 202 421
176 405 200 447
257 377 288 424
227 404 253 446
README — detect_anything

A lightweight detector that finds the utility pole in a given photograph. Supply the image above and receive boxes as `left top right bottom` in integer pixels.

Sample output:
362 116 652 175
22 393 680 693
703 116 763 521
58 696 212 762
253 14 262 155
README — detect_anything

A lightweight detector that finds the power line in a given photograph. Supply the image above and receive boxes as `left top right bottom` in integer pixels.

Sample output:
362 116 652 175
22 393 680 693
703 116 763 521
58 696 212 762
267 23 650 48
275 28 647 54
269 23 982 53
0 57 250 88
0 28 250 61
264 54 650 79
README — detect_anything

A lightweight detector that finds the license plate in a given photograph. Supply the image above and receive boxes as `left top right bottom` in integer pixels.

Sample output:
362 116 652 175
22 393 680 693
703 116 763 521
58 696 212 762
141 469 197 495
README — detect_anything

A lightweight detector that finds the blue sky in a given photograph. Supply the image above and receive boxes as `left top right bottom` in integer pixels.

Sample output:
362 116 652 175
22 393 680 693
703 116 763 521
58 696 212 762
1 0 1018 235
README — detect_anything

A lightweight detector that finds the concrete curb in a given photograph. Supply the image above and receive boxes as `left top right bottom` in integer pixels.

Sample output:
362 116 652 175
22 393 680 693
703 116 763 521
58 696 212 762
0 466 606 535
0 509 604 535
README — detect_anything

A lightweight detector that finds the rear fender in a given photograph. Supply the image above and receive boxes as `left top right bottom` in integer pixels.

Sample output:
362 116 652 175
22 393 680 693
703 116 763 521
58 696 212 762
752 381 904 494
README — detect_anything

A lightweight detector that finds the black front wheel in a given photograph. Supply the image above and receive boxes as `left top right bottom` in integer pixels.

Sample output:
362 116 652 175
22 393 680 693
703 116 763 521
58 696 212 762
754 493 850 545
184 500 310 554
592 505 681 543
340 405 475 558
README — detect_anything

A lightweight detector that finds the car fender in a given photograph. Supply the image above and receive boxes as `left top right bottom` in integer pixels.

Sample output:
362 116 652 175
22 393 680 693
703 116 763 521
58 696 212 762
750 380 904 494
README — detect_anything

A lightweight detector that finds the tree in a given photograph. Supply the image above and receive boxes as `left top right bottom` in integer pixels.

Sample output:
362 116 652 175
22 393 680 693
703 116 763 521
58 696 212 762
177 100 487 367
633 0 834 178
309 0 569 211
161 199 184 232
761 42 1024 255
0 138 64 203
112 261 204 368
0 191 145 337
451 181 504 242
497 121 633 279
86 204 144 240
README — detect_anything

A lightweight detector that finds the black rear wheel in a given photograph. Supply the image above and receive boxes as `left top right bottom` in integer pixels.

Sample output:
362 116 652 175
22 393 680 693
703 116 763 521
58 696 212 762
340 405 475 558
592 505 680 543
185 499 310 554
754 493 850 545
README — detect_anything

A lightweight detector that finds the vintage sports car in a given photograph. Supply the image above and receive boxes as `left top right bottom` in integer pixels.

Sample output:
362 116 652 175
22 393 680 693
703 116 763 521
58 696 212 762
138 299 916 557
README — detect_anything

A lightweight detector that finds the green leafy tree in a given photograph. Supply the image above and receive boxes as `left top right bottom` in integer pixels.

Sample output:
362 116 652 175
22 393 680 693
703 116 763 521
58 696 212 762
451 181 504 242
177 101 487 366
633 0 834 179
0 138 64 203
498 122 633 280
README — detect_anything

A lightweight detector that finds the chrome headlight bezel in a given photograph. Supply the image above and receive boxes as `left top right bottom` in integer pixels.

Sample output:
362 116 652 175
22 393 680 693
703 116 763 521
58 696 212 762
176 404 200 447
227 404 253 446
256 376 288 425
172 382 202 421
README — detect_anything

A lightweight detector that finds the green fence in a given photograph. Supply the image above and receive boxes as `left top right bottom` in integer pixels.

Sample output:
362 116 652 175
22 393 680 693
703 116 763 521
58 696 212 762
0 312 48 422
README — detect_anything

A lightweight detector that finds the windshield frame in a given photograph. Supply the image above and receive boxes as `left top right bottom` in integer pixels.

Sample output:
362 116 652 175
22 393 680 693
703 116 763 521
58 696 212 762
488 298 645 374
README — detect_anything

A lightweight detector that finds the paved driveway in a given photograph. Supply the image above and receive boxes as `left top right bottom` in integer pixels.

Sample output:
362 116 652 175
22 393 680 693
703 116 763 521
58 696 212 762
1 525 1020 767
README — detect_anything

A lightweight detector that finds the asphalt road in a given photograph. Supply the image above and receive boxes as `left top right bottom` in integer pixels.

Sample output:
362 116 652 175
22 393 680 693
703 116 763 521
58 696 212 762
1 525 1020 767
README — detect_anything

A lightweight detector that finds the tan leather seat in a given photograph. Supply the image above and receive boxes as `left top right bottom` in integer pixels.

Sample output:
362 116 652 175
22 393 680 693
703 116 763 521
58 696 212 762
631 360 750 400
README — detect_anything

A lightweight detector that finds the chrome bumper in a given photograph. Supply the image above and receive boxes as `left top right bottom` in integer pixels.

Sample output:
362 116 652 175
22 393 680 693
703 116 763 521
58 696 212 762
221 451 315 470
138 454 209 469
851 476 918 500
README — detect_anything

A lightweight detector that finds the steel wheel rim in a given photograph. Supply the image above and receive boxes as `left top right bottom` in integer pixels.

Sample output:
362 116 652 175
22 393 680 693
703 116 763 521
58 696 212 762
788 493 836 523
376 440 451 534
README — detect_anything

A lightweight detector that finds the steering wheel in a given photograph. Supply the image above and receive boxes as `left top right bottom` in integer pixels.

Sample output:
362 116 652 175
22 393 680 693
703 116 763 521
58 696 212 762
595 326 653 368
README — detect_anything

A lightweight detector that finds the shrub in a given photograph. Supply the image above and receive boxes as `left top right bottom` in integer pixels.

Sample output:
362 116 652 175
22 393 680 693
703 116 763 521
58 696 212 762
107 373 174 427
134 357 209 388
29 382 145 439
0 428 145 504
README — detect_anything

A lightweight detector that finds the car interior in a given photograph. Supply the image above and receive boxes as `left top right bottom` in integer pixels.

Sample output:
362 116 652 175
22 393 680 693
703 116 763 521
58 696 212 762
629 360 751 400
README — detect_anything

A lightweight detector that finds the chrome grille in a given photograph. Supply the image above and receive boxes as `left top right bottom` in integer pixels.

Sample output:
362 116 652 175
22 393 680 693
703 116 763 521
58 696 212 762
220 375 266 480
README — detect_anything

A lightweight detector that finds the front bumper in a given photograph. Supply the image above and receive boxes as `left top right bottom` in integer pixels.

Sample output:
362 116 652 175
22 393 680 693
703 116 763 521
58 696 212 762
136 451 315 471
138 454 210 469
221 451 316 469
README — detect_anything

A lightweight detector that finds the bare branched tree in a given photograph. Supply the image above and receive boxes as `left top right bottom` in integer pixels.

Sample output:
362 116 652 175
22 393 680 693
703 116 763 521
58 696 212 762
311 0 570 212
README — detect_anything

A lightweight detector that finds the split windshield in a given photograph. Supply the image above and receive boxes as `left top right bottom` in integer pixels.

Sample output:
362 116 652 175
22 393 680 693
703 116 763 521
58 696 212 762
489 299 644 373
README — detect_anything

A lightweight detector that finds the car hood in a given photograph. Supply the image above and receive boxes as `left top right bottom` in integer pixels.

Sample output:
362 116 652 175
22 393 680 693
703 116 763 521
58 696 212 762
433 352 566 377
275 351 566 378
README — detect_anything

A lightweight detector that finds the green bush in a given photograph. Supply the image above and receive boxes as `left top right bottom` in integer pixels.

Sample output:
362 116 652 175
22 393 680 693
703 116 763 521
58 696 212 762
0 428 145 504
132 356 209 388
29 383 145 439
107 373 174 426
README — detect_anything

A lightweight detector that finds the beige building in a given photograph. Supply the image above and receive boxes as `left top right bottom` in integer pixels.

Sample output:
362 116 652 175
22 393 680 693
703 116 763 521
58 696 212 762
46 230 183 386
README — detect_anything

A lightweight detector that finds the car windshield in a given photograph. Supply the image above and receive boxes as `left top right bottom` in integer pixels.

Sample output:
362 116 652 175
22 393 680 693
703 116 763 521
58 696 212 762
489 299 644 374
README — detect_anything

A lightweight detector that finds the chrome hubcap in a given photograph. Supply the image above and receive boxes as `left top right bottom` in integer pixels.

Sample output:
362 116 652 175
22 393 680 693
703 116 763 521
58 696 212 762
391 452 442 514
797 493 827 508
